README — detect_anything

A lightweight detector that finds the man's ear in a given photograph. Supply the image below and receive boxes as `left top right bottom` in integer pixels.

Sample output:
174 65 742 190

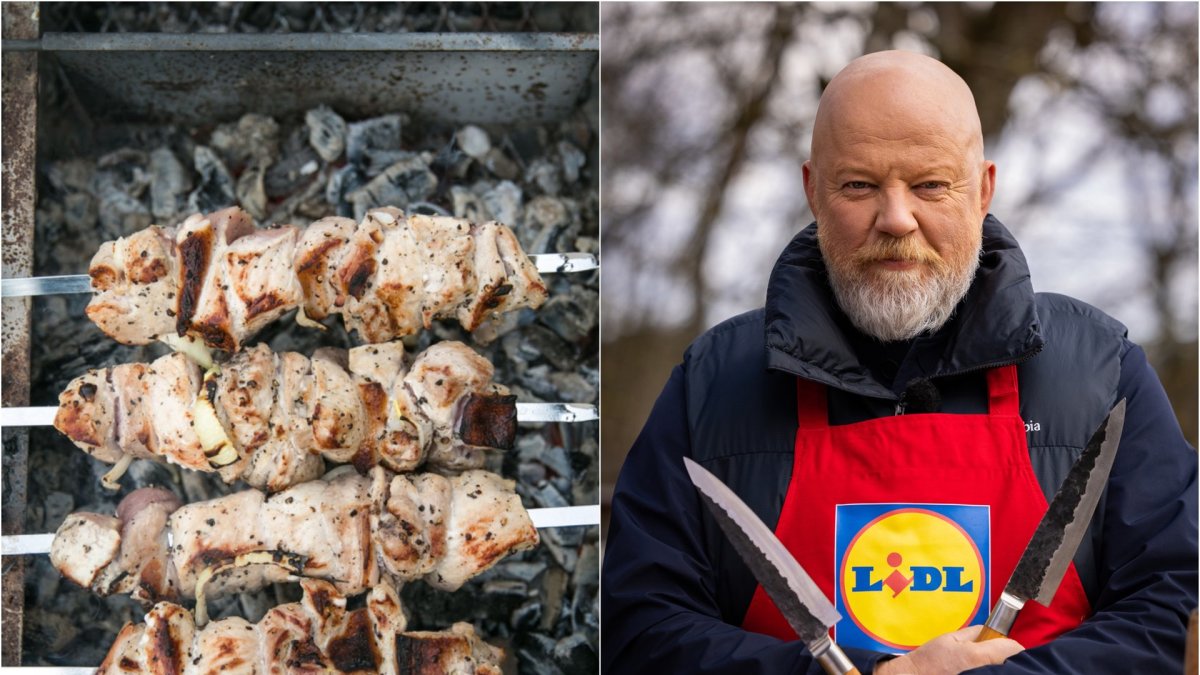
803 160 816 212
979 161 996 214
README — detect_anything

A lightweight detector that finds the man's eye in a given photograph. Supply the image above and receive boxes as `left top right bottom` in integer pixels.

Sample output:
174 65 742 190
844 181 872 190
916 182 945 190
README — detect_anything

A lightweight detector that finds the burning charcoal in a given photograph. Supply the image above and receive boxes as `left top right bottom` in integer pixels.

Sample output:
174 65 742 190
62 192 97 232
41 491 74 532
457 124 492 160
518 633 562 675
575 234 599 256
558 525 585 551
572 544 599 590
507 128 549 163
236 162 269 220
520 461 548 487
573 472 598 508
571 582 600 636
483 180 524 226
513 598 544 631
450 184 490 221
23 608 80 655
483 147 521 180
539 566 569 630
516 365 557 400
264 126 321 198
323 164 361 217
571 578 600 624
346 113 404 166
408 200 452 217
541 533 579 579
499 561 549 584
93 161 152 235
46 158 95 194
538 289 600 344
305 105 347 162
237 589 278 623
532 481 570 510
117 447 179 487
483 578 531 600
209 113 281 168
477 579 533 624
364 148 416 176
526 195 571 233
501 327 544 370
518 435 549 460
148 147 191 219
539 445 574 481
347 154 437 219
558 141 586 184
30 559 62 608
554 634 596 675
430 136 475 182
187 145 237 214
526 158 562 197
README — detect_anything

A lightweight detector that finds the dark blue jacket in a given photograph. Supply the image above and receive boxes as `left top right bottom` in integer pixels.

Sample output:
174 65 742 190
602 217 1198 673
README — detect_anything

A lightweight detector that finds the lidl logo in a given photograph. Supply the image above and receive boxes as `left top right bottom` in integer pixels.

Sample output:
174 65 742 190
834 504 990 653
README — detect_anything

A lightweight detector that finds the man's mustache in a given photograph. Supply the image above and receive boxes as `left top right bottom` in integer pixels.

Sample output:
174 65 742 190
851 237 944 267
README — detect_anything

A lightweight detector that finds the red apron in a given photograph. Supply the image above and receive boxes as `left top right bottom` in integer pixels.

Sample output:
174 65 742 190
741 366 1091 652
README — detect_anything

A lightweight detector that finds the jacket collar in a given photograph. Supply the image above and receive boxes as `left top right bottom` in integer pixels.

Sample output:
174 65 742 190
763 214 1044 399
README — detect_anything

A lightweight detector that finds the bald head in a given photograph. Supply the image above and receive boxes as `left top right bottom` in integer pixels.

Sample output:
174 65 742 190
802 51 997 342
811 51 985 165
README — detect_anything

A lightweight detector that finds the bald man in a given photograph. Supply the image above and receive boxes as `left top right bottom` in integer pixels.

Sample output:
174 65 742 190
602 51 1197 674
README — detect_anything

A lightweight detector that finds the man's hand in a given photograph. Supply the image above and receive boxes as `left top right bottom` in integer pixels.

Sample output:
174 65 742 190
873 626 1024 675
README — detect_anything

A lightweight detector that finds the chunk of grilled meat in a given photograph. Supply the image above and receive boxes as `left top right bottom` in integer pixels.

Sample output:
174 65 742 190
86 206 547 349
97 578 503 674
50 467 539 604
54 340 517 492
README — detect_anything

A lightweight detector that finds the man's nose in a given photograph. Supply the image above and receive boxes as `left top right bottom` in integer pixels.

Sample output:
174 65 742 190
873 187 919 237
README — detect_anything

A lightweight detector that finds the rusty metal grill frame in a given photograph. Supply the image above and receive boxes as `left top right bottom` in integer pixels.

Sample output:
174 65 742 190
9 31 598 128
0 5 598 668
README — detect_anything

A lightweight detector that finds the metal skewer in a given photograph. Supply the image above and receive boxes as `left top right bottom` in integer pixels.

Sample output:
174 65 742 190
1 662 93 667
0 504 600 557
0 253 598 298
0 402 596 428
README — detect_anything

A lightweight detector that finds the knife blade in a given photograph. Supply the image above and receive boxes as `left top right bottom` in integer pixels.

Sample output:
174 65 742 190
978 398 1126 641
683 457 860 675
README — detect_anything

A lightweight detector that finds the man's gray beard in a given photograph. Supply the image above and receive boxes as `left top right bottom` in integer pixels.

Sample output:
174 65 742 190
825 249 980 342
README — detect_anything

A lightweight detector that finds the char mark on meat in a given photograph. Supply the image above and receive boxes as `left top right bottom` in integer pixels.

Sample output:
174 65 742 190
176 225 212 336
458 393 518 450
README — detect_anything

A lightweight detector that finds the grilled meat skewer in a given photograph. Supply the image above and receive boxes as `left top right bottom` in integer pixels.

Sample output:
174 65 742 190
99 578 503 675
51 466 539 607
55 340 516 492
87 206 548 350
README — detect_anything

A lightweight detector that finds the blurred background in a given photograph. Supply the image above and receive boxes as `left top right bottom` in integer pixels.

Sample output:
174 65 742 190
599 2 1198 538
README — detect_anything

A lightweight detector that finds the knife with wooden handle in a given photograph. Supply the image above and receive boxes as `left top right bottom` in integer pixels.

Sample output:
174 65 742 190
684 457 860 675
977 399 1126 641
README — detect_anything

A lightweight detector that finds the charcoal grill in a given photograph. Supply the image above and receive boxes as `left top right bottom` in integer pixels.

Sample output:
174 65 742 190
1 3 599 670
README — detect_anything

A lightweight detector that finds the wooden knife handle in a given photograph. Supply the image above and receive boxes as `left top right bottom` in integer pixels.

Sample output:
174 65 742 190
816 641 860 675
975 592 1024 642
976 625 1009 642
